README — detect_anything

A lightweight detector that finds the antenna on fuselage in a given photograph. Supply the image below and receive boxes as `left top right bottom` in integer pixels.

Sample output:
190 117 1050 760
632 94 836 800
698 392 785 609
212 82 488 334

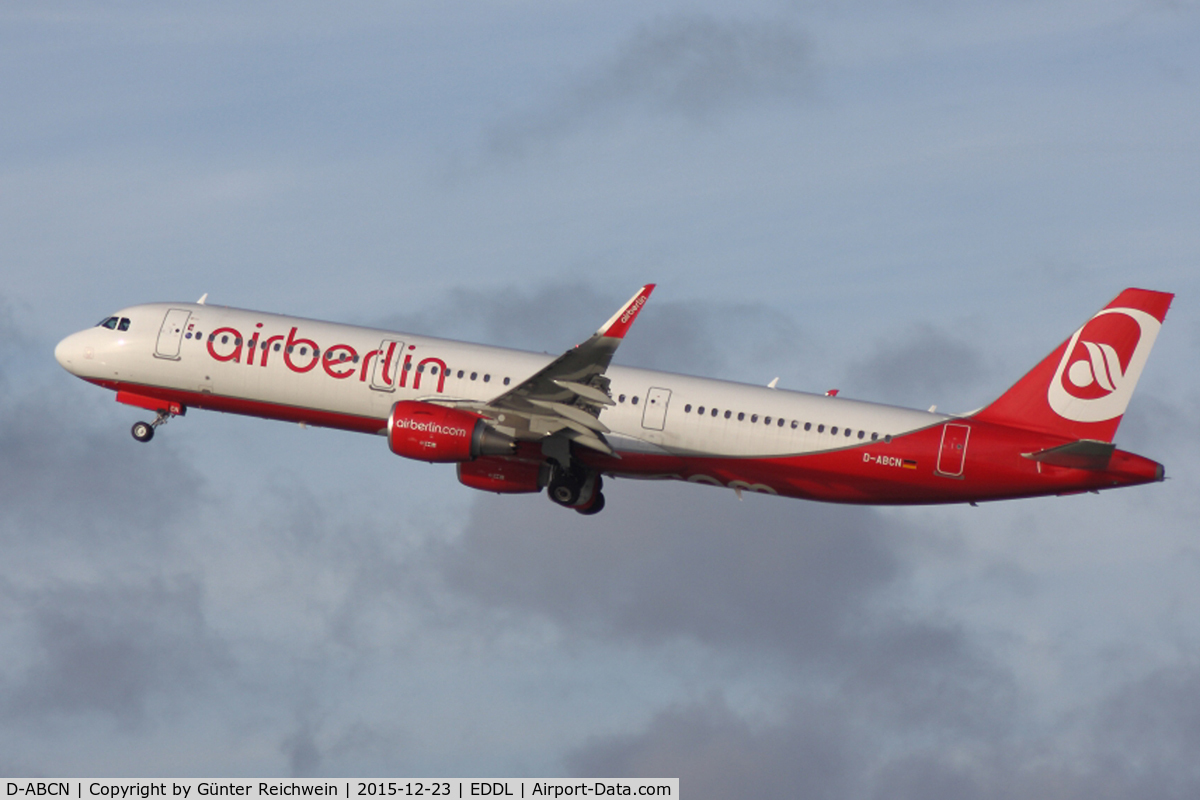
197 293 208 305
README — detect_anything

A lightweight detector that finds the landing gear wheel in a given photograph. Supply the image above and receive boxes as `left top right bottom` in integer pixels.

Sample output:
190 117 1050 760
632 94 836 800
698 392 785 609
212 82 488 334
131 421 155 442
549 475 582 506
576 491 605 516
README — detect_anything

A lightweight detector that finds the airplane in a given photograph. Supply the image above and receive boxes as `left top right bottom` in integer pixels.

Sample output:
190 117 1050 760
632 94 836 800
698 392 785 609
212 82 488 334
54 285 1171 515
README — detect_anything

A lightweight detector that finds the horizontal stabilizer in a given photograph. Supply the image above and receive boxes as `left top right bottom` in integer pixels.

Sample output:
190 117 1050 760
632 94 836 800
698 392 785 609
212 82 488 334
1023 440 1115 470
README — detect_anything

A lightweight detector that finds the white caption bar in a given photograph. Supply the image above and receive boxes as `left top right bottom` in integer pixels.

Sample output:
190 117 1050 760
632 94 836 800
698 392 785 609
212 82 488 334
4 781 678 800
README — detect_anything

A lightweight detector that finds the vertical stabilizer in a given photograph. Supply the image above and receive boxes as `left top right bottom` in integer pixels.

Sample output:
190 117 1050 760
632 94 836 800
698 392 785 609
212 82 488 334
973 288 1173 442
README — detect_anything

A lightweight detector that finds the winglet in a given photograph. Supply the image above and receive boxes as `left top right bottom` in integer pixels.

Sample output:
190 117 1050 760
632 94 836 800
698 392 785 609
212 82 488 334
596 284 655 340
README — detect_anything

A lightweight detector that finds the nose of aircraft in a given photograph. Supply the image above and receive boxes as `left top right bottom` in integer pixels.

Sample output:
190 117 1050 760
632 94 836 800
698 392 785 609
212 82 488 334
55 330 83 372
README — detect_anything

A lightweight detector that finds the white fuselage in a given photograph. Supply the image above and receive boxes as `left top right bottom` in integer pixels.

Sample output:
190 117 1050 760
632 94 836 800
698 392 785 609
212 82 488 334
55 302 944 462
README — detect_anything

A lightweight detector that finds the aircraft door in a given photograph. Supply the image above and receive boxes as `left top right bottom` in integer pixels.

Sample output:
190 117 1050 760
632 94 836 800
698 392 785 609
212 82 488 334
370 339 405 391
641 387 671 431
154 309 191 360
936 423 970 477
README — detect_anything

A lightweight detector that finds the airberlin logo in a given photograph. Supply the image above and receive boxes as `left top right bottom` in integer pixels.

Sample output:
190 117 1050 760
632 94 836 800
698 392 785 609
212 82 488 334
392 418 469 438
1047 307 1161 423
619 295 647 325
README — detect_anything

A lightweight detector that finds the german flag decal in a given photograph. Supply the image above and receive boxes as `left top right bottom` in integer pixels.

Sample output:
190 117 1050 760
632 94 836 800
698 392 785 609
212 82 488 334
902 460 918 469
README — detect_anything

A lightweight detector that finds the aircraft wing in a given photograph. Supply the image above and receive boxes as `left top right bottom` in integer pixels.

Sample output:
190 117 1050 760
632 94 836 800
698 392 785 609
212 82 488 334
457 284 655 454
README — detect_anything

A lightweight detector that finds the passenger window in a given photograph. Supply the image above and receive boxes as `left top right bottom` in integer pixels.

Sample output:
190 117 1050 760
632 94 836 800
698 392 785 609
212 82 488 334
884 435 892 443
632 396 639 405
738 412 745 421
764 416 772 425
710 407 717 417
858 430 865 439
778 418 785 427
831 426 838 435
871 432 878 441
698 406 705 415
724 410 731 419
620 395 627 403
791 420 798 429
684 404 692 412
118 318 130 331
818 424 825 433
504 377 510 385
751 414 758 423
471 372 478 380
223 336 230 345
185 332 192 339
845 428 852 437
458 370 465 378
483 374 491 382
274 343 281 352
805 422 811 431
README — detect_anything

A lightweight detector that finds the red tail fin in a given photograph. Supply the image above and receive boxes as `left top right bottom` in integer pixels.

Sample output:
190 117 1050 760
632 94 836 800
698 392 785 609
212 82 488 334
973 288 1173 442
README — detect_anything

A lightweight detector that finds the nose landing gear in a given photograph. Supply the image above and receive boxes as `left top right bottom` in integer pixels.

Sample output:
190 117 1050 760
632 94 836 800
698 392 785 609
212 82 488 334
131 408 175 443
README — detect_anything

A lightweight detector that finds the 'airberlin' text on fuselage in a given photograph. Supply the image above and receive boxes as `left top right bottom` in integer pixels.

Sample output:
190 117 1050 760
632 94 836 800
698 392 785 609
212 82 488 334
203 325 448 392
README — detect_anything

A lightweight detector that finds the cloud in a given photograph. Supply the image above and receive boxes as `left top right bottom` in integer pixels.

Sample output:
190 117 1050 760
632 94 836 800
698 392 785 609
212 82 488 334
487 14 813 157
423 479 987 681
844 322 993 411
566 660 1200 800
568 696 857 798
2 578 230 726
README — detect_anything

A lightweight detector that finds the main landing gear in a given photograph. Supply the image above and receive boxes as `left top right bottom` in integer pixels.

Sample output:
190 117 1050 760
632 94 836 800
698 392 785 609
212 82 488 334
547 462 606 515
131 409 174 443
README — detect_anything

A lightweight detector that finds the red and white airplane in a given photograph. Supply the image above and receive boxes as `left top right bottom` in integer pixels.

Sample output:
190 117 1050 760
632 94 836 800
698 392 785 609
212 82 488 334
55 285 1170 514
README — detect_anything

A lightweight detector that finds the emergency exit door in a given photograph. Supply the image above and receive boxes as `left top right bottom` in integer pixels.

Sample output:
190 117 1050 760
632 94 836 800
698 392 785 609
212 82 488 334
936 423 970 477
154 309 191 360
641 387 672 431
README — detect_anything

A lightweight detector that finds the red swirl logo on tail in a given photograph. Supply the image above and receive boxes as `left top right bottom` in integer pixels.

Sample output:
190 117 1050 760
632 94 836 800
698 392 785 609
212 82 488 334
1048 308 1161 423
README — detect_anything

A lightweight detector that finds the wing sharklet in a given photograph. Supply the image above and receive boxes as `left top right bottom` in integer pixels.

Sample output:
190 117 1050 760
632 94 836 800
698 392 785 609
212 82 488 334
595 284 656 340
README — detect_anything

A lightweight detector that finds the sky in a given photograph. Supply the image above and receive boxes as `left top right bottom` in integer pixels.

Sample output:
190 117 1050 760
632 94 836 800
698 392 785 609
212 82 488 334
2 0 1200 795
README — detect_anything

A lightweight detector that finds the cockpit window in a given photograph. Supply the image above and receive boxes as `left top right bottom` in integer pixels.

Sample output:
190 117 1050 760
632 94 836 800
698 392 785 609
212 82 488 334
97 316 119 330
117 317 131 331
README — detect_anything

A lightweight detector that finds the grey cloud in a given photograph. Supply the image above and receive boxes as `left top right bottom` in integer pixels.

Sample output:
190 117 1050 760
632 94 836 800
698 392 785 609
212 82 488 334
844 323 993 412
425 481 978 674
1089 662 1200 795
283 719 324 778
568 696 856 798
3 578 230 726
567 660 1200 800
487 15 813 157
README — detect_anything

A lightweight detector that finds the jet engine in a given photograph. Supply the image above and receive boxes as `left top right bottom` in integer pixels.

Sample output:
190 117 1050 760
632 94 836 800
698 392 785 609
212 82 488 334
387 401 514 463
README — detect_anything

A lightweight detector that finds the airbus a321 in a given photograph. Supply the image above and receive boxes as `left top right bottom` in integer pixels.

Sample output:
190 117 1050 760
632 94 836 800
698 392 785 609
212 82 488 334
55 286 1171 515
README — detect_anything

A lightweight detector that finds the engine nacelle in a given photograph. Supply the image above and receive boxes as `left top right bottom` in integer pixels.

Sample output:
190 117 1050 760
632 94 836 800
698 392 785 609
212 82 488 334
457 457 550 494
388 401 514 463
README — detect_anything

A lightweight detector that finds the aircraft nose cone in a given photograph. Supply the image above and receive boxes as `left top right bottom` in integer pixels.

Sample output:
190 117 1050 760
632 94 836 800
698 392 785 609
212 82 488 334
55 332 80 371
